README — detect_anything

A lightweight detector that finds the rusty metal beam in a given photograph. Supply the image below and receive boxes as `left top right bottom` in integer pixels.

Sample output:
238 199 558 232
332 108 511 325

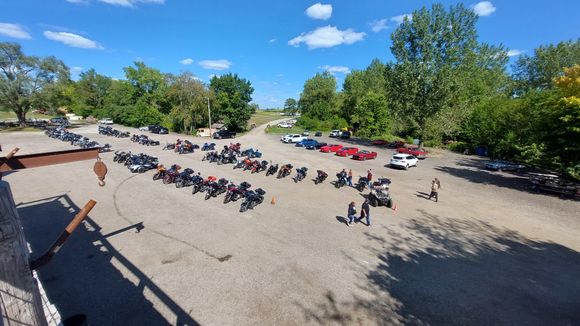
0 147 99 172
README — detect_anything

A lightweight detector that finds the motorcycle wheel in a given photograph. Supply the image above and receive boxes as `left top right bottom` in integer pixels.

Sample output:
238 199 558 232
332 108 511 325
176 180 183 188
162 176 170 184
357 184 364 192
138 167 145 174
240 202 249 213
192 186 198 195
223 194 230 204
153 173 160 180
205 192 211 200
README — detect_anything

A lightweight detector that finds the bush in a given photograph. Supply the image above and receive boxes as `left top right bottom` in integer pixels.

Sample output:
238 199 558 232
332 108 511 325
447 141 469 153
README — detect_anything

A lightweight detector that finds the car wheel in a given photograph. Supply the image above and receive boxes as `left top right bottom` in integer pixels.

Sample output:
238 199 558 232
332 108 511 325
405 164 409 170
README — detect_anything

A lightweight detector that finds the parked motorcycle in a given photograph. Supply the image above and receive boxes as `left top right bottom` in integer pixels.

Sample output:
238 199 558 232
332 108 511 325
202 142 216 151
192 176 217 195
251 160 268 174
266 162 279 176
314 170 328 184
277 164 293 179
356 176 369 192
205 178 229 200
335 171 347 188
240 188 266 212
175 168 195 188
293 167 308 182
223 181 252 204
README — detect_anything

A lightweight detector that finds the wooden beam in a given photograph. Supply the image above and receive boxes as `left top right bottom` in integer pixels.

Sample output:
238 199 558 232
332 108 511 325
0 147 99 172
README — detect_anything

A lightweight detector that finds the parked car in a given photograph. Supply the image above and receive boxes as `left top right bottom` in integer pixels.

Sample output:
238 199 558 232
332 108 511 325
387 141 406 148
306 141 327 150
329 130 341 137
149 125 169 134
314 131 322 137
283 134 306 143
340 131 351 139
371 139 389 146
98 118 114 125
352 150 378 160
302 130 310 136
397 146 427 159
320 144 343 153
336 147 359 157
296 139 317 148
213 129 236 139
277 122 293 128
485 160 526 171
390 154 418 170
139 125 155 131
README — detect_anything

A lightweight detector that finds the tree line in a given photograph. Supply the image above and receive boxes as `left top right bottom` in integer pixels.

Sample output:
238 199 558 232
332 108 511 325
287 3 579 180
0 44 256 132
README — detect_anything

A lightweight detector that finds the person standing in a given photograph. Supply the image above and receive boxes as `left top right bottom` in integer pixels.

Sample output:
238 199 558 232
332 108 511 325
347 169 353 187
347 201 357 226
428 178 441 202
367 169 373 189
359 199 371 226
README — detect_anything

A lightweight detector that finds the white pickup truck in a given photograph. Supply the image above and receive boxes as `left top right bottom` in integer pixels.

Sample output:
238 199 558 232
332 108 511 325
282 134 307 143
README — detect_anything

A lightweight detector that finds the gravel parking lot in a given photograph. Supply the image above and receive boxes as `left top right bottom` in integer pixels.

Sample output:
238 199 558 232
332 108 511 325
2 123 579 325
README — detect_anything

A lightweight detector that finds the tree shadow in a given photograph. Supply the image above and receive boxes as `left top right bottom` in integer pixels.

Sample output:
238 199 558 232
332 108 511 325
17 194 199 326
300 210 580 325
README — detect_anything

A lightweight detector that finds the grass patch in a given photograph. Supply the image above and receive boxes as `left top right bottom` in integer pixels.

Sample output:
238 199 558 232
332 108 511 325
247 110 283 129
0 109 53 120
0 126 42 133
265 125 305 134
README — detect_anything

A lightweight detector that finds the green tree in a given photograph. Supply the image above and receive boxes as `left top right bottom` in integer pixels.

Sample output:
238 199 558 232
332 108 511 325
209 73 254 131
72 68 112 117
283 98 298 115
123 61 170 113
513 39 580 94
299 71 336 120
0 42 69 122
166 72 210 133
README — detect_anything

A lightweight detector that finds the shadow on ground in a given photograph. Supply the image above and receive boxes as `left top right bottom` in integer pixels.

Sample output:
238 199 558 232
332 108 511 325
17 194 199 326
299 210 580 325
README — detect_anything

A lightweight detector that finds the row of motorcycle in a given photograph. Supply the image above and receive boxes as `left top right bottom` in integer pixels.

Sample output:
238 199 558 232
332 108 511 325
112 150 266 212
130 134 160 146
98 126 130 138
46 127 111 152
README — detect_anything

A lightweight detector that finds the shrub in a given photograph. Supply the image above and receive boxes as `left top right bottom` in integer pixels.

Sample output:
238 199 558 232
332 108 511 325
447 141 469 153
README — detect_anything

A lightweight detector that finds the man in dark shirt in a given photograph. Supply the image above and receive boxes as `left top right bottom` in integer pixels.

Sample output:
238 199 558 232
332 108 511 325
359 199 371 226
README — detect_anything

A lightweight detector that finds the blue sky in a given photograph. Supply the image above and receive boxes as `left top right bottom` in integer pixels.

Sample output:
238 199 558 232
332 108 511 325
1 0 579 108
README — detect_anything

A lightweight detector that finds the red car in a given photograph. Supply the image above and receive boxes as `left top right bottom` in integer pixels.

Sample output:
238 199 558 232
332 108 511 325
320 144 343 153
397 146 428 159
352 150 378 160
336 147 359 157
371 139 389 146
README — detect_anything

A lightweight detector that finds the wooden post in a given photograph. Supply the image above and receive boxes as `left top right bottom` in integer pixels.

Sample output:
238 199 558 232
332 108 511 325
0 181 48 325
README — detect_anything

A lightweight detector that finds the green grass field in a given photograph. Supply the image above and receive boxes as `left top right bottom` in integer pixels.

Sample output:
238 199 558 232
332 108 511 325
247 110 283 129
0 109 53 120
265 125 305 134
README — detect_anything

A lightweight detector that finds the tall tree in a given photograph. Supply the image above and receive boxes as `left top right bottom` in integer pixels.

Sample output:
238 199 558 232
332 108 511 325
0 42 69 122
166 72 210 133
299 71 336 120
73 68 112 117
513 39 580 94
123 61 170 113
283 98 298 115
209 73 254 131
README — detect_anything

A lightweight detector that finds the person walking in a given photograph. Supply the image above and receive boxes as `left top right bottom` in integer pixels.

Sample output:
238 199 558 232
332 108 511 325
359 199 371 226
347 169 353 187
428 178 441 202
347 201 357 226
367 169 373 189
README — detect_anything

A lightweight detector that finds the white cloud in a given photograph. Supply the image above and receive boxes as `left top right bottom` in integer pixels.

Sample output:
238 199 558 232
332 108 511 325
71 66 84 72
179 58 194 65
305 3 332 20
507 49 524 57
66 0 88 3
289 25 366 50
208 74 217 79
320 65 350 74
473 1 496 16
276 73 284 77
369 19 388 33
199 59 232 70
43 31 103 49
391 14 412 25
95 0 164 7
269 38 277 43
0 23 31 39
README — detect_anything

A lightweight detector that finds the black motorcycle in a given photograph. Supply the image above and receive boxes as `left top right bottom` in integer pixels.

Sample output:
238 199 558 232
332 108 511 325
314 170 328 184
224 181 252 204
205 178 229 200
175 168 195 188
293 167 308 183
266 163 279 176
356 176 369 192
335 172 347 188
240 188 266 212
202 142 216 151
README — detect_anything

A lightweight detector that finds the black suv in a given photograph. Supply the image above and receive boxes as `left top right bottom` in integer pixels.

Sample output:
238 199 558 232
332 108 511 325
213 129 236 139
340 131 351 139
149 125 168 134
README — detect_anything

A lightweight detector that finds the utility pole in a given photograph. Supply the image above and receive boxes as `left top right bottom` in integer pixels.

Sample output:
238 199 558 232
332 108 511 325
207 97 212 137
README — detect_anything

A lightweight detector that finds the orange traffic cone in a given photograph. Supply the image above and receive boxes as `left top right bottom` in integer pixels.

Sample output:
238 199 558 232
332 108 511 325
271 196 276 205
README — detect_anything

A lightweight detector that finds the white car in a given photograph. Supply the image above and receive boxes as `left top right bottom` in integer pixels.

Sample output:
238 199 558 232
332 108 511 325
281 134 293 142
329 130 341 137
99 118 114 125
390 154 418 170
283 134 306 143
277 122 293 128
